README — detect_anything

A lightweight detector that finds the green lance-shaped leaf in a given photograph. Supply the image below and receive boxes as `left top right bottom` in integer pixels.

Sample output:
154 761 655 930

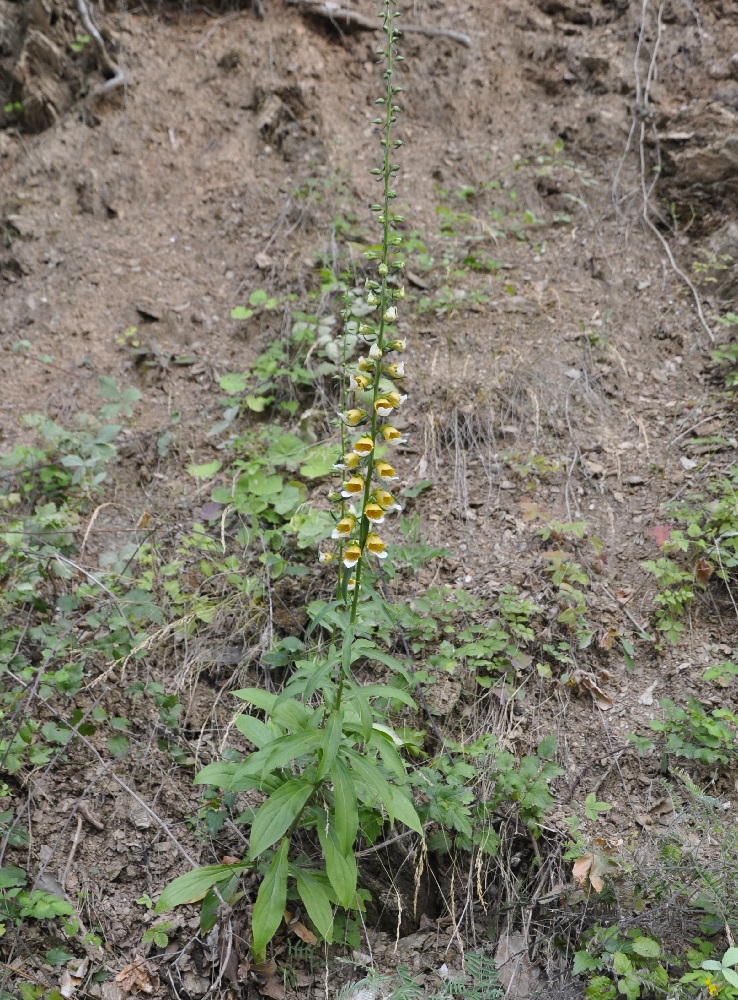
155 862 248 913
331 758 359 855
317 821 357 909
249 779 314 860
293 868 334 942
251 839 289 959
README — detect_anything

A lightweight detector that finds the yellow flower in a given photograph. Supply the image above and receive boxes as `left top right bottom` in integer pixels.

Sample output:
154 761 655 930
375 461 398 482
341 476 365 498
346 576 357 591
358 356 375 373
342 408 368 426
383 362 405 379
332 514 357 539
334 451 360 471
384 306 398 322
343 544 362 568
363 502 385 523
350 373 372 392
374 488 401 511
374 392 404 417
319 550 334 564
366 532 387 559
386 338 406 352
353 435 374 456
381 425 403 443
369 343 383 360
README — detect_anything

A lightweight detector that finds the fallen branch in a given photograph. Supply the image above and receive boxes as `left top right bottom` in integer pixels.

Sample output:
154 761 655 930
287 0 471 47
75 0 125 98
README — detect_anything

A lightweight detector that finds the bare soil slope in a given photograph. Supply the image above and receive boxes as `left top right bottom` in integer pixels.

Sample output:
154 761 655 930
2 0 738 996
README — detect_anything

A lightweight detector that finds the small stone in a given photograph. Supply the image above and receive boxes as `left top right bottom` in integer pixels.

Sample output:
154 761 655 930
626 475 645 486
680 456 698 470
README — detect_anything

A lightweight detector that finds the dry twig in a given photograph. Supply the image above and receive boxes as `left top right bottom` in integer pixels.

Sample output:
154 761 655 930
288 0 471 46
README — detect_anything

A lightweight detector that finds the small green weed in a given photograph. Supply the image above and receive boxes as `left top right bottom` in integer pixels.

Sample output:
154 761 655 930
649 698 738 767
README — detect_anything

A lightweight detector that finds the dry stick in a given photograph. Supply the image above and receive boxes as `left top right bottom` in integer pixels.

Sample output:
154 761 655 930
75 0 125 97
637 123 714 344
623 0 714 343
287 0 471 46
62 815 84 891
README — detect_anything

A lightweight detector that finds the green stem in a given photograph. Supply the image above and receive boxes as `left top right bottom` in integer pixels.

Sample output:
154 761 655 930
337 0 399 705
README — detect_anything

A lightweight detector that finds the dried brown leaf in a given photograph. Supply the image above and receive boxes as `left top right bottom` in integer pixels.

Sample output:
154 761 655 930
572 852 617 893
572 853 592 888
115 958 158 995
695 558 714 583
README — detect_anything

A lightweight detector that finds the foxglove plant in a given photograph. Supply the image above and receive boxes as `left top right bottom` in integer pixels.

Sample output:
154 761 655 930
156 0 422 966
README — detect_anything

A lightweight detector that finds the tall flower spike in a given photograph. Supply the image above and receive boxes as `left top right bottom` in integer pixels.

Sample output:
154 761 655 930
330 0 406 607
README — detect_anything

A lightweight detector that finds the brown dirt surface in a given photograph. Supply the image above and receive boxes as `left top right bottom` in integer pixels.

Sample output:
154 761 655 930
2 0 738 996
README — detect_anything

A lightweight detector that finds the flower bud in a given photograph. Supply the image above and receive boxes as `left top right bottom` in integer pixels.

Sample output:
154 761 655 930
383 362 405 379
386 338 407 352
341 408 368 426
384 306 398 322
378 263 388 276
374 488 401 511
381 425 403 443
369 343 383 360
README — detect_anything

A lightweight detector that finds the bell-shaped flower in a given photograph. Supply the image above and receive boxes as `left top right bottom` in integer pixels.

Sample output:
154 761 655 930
369 343 383 360
386 338 407 352
341 475 365 498
340 408 368 426
319 550 335 564
383 306 398 322
366 292 379 306
374 488 402 511
366 532 388 559
350 373 371 392
363 502 386 524
331 514 357 539
358 356 375 373
346 577 357 592
343 544 362 568
374 390 405 418
380 425 404 444
375 461 398 482
334 450 360 472
394 286 405 299
353 435 374 456
383 362 405 379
